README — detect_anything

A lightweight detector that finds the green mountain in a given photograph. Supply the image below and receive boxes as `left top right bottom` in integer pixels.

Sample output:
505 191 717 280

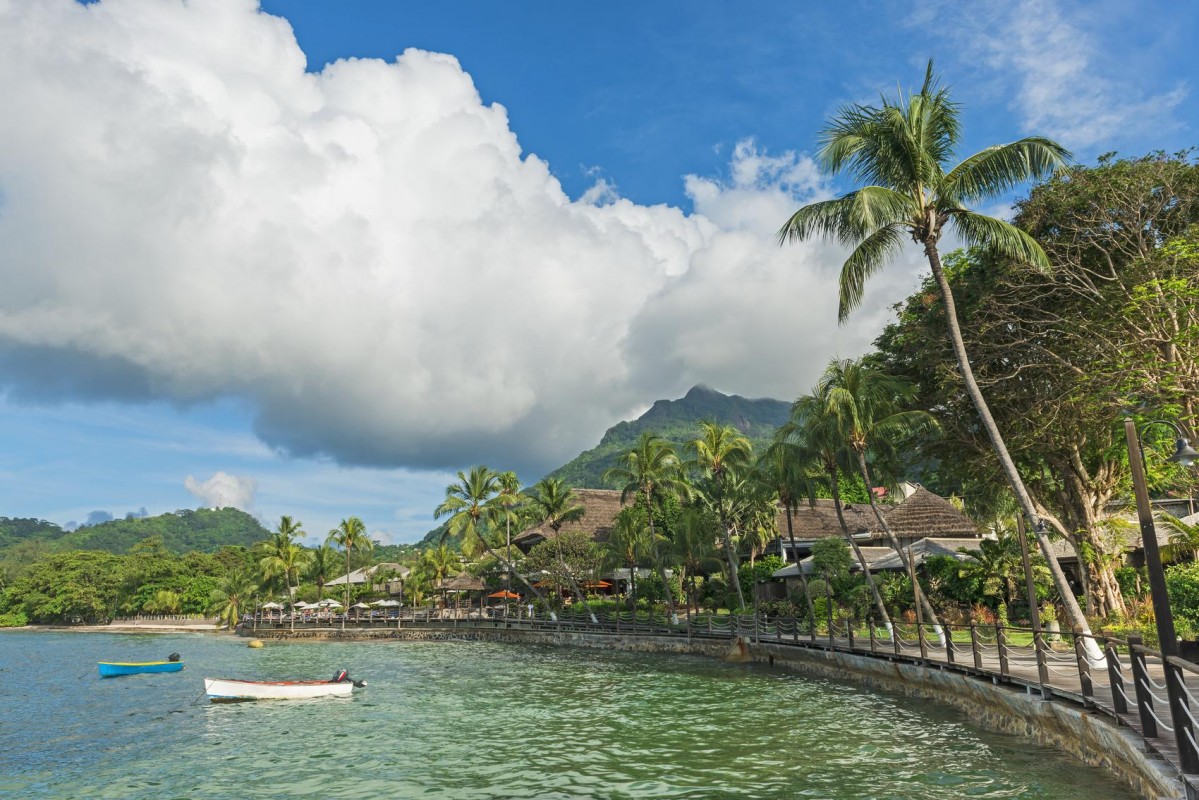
0 507 269 558
546 384 790 489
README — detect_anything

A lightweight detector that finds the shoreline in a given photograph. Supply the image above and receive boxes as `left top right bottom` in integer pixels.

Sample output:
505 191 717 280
4 623 233 635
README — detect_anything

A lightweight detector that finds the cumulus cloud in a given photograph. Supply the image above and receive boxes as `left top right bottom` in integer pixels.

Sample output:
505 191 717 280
0 0 920 475
955 0 1187 147
184 471 258 511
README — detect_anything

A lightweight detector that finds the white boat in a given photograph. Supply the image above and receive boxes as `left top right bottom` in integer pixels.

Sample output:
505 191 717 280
204 672 364 702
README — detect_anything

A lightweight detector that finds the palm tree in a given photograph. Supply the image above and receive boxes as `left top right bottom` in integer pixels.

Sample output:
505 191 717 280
668 508 722 619
436 466 549 606
1159 513 1199 563
257 517 311 629
488 471 525 597
527 477 592 620
422 544 459 586
778 61 1099 654
605 507 652 615
307 544 338 604
208 568 256 630
818 359 944 640
687 421 753 609
957 531 1030 605
604 432 689 619
326 517 373 628
777 396 891 631
755 443 821 630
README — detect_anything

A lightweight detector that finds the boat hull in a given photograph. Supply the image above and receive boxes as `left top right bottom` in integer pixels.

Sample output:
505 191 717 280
98 661 185 678
204 677 356 701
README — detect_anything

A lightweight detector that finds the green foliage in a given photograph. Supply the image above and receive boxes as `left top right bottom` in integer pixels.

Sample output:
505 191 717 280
1167 562 1199 628
0 610 28 627
4 551 125 623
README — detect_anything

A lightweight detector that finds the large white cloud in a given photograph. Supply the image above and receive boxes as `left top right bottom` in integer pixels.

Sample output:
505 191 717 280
184 471 257 512
0 0 921 475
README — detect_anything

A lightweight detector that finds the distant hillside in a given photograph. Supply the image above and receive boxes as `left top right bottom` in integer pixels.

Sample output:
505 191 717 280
546 385 790 489
0 507 269 558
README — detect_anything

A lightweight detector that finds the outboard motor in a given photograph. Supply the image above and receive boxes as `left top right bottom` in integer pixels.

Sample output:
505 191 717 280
332 669 349 683
167 653 181 662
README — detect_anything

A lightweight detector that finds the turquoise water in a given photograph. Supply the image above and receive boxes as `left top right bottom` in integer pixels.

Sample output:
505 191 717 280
0 631 1134 799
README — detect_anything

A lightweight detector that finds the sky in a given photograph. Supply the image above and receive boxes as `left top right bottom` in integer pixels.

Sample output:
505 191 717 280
0 0 1194 544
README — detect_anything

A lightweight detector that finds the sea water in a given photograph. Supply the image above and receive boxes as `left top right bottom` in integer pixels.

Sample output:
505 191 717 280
0 630 1136 799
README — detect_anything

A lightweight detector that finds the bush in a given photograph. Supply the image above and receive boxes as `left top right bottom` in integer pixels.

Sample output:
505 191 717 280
0 610 27 627
1167 562 1199 628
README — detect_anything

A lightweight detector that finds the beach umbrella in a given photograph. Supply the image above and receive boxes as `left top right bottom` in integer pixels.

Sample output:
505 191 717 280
371 600 401 607
261 601 283 609
487 590 521 600
350 603 371 609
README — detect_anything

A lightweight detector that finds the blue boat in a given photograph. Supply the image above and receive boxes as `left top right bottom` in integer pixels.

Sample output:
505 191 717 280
98 658 184 678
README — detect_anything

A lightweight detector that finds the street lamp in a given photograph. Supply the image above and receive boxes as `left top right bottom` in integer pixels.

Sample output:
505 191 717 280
1123 417 1199 772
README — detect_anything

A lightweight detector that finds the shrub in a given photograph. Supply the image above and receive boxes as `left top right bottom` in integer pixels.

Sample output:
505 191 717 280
0 610 27 627
1167 562 1199 627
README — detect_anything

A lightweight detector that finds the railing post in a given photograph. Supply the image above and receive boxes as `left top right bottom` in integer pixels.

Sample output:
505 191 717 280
776 616 783 643
847 616 854 651
996 622 1009 678
944 624 955 665
893 620 901 657
869 615 877 655
1128 636 1159 738
1072 625 1092 700
917 621 928 662
1106 638 1128 715
793 614 799 644
969 615 981 671
1034 630 1052 699
1166 658 1199 774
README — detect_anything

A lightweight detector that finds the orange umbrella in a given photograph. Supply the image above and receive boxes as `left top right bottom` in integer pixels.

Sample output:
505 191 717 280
581 580 612 589
487 590 521 599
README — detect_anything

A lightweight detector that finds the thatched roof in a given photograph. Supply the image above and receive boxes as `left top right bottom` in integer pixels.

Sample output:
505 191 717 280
440 571 486 592
870 487 980 541
513 488 627 552
773 499 878 542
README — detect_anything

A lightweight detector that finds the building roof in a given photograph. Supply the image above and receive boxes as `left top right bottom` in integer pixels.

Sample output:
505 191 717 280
870 487 980 540
440 571 486 592
868 537 982 571
773 499 878 542
512 488 627 551
773 546 894 578
327 562 410 586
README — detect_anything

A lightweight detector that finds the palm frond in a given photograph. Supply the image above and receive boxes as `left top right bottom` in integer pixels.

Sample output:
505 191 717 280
949 211 1051 271
942 137 1071 204
837 223 906 322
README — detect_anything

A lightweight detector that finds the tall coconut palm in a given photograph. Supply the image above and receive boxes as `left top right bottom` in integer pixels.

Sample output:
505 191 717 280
436 466 549 605
1159 513 1199 564
668 508 723 618
258 522 312 630
307 544 338 604
784 393 894 633
422 544 459 587
778 61 1099 655
488 471 525 597
605 507 652 615
527 477 593 621
208 568 256 630
686 421 753 609
603 432 689 619
755 442 821 630
818 359 944 641
326 516 373 629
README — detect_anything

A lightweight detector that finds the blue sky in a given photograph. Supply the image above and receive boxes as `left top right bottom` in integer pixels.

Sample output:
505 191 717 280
0 0 1194 544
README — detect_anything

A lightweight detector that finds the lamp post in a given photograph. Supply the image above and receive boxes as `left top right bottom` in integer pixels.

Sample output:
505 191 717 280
1123 417 1199 773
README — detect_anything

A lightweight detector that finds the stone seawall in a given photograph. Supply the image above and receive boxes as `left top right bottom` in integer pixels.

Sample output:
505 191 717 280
243 626 1183 799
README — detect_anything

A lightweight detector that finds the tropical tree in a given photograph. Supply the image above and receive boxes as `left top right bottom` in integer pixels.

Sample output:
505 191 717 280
818 359 944 639
667 508 722 618
208 568 256 630
306 544 338 603
957 532 1026 606
422 544 460 587
257 517 311 628
326 516 373 627
605 507 652 614
527 477 592 620
1160 513 1199 563
777 61 1102 654
755 443 820 629
488 471 525 597
603 432 688 619
687 421 753 609
775 395 892 632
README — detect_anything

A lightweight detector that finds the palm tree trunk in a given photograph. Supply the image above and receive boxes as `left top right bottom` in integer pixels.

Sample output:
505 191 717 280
829 466 892 633
785 503 818 633
721 521 747 610
855 450 943 644
473 532 550 607
925 242 1101 660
